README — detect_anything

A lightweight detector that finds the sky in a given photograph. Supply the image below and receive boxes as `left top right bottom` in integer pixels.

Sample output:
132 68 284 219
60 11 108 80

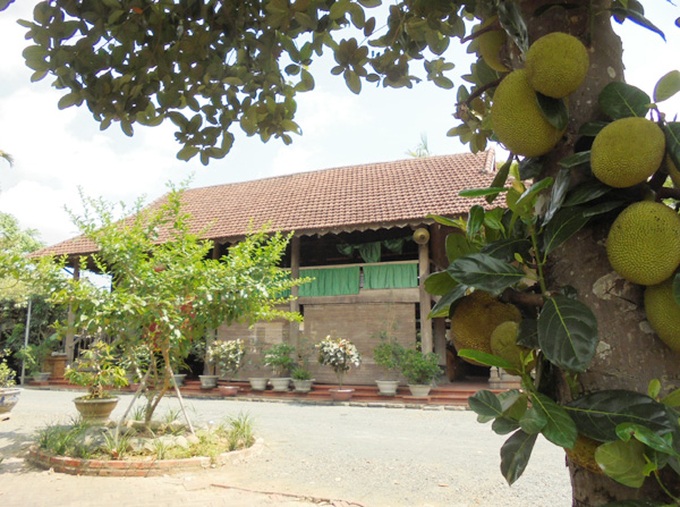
1 1 679 247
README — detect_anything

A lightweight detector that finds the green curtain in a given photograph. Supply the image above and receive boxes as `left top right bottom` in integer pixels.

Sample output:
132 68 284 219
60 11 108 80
299 266 360 297
363 263 418 289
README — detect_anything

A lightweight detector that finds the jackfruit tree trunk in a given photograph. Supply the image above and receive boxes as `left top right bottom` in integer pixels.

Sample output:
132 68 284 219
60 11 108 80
521 1 680 505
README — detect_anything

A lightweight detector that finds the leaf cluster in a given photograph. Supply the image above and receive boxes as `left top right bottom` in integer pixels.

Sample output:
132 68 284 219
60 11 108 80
20 0 474 163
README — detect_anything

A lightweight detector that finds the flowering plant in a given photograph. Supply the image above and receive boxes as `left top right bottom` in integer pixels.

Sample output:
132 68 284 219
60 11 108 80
316 336 361 388
207 339 245 380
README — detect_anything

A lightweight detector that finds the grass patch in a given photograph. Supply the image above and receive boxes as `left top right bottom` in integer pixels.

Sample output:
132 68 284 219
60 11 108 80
35 412 255 463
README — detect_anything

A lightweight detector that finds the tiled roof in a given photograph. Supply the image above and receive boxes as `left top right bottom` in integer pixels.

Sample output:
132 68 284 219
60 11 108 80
37 150 496 257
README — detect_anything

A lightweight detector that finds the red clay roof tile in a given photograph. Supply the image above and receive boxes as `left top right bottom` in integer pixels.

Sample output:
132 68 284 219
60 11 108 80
36 150 496 257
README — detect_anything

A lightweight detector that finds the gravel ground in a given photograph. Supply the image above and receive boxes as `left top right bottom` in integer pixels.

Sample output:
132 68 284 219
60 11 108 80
0 389 572 506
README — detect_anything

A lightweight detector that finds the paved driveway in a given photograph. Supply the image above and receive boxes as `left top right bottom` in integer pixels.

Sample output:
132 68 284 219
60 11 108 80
0 389 572 506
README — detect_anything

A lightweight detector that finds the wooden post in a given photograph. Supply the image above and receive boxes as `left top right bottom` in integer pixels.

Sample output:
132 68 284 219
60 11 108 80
289 235 300 346
65 261 80 363
418 241 432 354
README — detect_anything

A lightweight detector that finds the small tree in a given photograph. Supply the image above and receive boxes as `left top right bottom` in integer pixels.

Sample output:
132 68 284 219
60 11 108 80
48 184 303 427
317 336 362 389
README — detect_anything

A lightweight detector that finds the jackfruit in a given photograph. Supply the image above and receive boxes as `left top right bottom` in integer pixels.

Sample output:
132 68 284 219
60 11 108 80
491 69 565 157
565 435 604 475
644 276 680 353
525 32 589 99
490 320 535 375
475 18 510 73
606 201 680 285
591 117 665 188
667 155 680 188
451 291 521 365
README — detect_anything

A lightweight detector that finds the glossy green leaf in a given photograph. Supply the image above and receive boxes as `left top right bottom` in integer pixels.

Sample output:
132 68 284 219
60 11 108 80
500 429 537 485
517 319 539 349
446 233 477 263
578 121 608 137
661 387 680 408
515 177 554 210
536 93 569 131
467 205 485 239
538 295 598 372
469 389 503 420
486 156 513 204
653 70 680 103
426 214 462 228
519 405 547 435
531 392 578 448
543 168 571 225
481 238 532 263
581 200 625 218
493 417 520 435
558 151 591 169
563 181 610 207
567 390 677 442
458 187 507 198
616 423 679 456
541 207 589 257
594 439 647 488
598 82 651 119
428 283 468 319
447 253 525 293
457 349 516 370
424 270 457 296
648 379 662 399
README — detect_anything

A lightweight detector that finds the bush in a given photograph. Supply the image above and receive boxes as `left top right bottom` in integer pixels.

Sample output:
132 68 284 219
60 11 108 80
399 349 441 385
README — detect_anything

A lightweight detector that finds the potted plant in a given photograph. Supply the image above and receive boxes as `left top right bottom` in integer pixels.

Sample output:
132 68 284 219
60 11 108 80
0 349 20 415
399 348 441 397
291 366 314 393
372 333 405 396
207 339 245 396
17 344 51 383
316 335 361 401
64 341 129 423
263 342 296 392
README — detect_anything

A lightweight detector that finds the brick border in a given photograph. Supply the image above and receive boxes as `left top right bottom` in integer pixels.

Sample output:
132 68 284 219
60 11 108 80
27 437 263 477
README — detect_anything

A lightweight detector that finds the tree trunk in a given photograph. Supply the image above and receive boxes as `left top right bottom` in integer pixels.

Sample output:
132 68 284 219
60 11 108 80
520 1 680 504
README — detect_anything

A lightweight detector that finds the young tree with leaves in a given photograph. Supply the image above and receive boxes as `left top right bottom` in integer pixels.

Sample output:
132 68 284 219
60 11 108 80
49 185 302 427
13 1 680 504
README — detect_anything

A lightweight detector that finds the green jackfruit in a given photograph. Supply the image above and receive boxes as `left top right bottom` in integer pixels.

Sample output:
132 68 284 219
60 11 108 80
451 291 521 365
644 276 680 353
525 32 589 99
565 435 604 475
490 321 534 375
491 70 565 157
606 201 680 285
475 18 510 73
591 117 665 188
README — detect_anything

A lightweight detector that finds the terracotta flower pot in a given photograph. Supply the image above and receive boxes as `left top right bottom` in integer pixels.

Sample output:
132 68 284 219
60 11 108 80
329 388 354 401
218 385 240 397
